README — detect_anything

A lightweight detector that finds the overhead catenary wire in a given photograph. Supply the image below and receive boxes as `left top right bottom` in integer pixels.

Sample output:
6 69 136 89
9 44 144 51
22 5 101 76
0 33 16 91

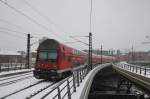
0 18 25 31
30 40 39 46
132 42 150 51
0 27 39 39
0 26 27 35
67 0 94 47
0 30 26 39
23 0 57 29
69 36 89 46
64 41 80 44
0 0 51 32
0 0 68 42
89 0 93 33
23 0 69 41
0 18 48 38
0 0 92 48
68 0 94 47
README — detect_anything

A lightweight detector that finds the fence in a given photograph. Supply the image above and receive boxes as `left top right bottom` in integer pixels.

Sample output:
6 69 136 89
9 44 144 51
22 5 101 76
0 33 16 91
116 62 150 77
40 64 98 99
0 63 33 72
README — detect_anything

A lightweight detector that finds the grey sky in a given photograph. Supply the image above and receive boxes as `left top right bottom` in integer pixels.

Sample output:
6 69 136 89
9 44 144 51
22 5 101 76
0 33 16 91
0 0 150 52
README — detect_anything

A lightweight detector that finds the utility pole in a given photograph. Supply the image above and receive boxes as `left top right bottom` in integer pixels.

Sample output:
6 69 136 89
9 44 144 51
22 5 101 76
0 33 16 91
88 0 93 70
131 45 134 62
112 49 114 62
128 50 131 62
26 33 31 68
111 48 114 62
89 32 92 70
101 45 103 64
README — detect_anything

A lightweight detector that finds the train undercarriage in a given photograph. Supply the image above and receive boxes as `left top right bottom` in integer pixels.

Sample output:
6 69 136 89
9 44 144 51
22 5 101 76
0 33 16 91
33 69 72 81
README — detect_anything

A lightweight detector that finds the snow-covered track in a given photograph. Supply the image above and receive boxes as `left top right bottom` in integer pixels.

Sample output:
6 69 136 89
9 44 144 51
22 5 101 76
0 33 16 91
0 76 33 87
0 80 45 99
26 82 55 99
0 72 32 82
0 69 33 78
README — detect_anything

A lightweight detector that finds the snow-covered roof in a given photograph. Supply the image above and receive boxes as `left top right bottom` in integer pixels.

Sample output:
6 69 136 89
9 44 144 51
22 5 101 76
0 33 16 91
0 51 21 55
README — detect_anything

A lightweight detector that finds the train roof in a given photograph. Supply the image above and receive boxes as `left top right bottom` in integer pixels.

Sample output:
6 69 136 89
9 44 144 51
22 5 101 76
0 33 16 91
39 38 115 59
39 39 60 50
39 38 84 51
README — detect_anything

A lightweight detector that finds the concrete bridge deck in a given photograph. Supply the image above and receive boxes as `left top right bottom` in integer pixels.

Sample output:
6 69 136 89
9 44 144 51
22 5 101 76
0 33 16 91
78 63 150 99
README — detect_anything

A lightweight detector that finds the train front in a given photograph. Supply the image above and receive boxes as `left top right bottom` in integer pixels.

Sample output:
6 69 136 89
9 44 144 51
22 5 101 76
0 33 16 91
33 39 61 80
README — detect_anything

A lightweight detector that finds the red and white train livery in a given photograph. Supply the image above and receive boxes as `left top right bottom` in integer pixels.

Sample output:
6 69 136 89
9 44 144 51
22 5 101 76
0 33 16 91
33 39 115 79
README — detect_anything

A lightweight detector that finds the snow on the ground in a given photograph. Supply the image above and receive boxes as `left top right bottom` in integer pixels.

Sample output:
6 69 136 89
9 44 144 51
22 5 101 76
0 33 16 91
0 73 72 99
0 68 33 76
0 72 32 81
25 73 87 99
0 63 149 99
71 63 150 99
71 66 99 99
117 63 150 78
6 81 52 99
0 73 33 84
0 67 86 99
71 79 87 99
31 78 71 99
0 50 21 55
31 82 60 99
0 77 41 98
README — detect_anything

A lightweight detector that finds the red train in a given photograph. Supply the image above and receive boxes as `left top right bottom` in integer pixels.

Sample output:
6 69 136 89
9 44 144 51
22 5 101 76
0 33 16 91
33 39 115 80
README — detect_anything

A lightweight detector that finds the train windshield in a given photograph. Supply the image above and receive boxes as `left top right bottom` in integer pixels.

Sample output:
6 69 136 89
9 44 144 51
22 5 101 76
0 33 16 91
39 50 58 62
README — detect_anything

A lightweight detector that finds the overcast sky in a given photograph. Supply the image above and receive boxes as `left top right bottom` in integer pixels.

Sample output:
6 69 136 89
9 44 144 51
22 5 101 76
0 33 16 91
0 0 150 52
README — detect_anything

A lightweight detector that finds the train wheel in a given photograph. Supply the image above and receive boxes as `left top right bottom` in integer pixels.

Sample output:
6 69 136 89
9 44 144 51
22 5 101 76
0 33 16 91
61 73 67 79
34 75 41 79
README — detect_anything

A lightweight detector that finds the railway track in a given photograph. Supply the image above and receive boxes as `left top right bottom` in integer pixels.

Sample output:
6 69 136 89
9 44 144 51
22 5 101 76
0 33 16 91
0 73 70 98
0 76 74 99
27 77 72 99
0 72 32 82
0 80 45 99
0 76 33 87
26 82 55 99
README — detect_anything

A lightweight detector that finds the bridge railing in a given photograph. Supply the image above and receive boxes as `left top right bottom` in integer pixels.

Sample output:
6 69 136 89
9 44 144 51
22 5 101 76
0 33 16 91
39 64 100 99
116 62 150 77
39 65 88 99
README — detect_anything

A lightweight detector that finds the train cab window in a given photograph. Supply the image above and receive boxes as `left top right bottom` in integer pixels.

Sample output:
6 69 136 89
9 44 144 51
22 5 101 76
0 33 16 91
39 50 58 62
39 52 47 60
47 50 57 59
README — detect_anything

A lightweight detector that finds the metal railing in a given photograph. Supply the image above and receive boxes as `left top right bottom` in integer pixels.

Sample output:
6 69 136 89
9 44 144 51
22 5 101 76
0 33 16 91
116 62 150 77
39 64 98 99
79 63 112 99
0 63 33 72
